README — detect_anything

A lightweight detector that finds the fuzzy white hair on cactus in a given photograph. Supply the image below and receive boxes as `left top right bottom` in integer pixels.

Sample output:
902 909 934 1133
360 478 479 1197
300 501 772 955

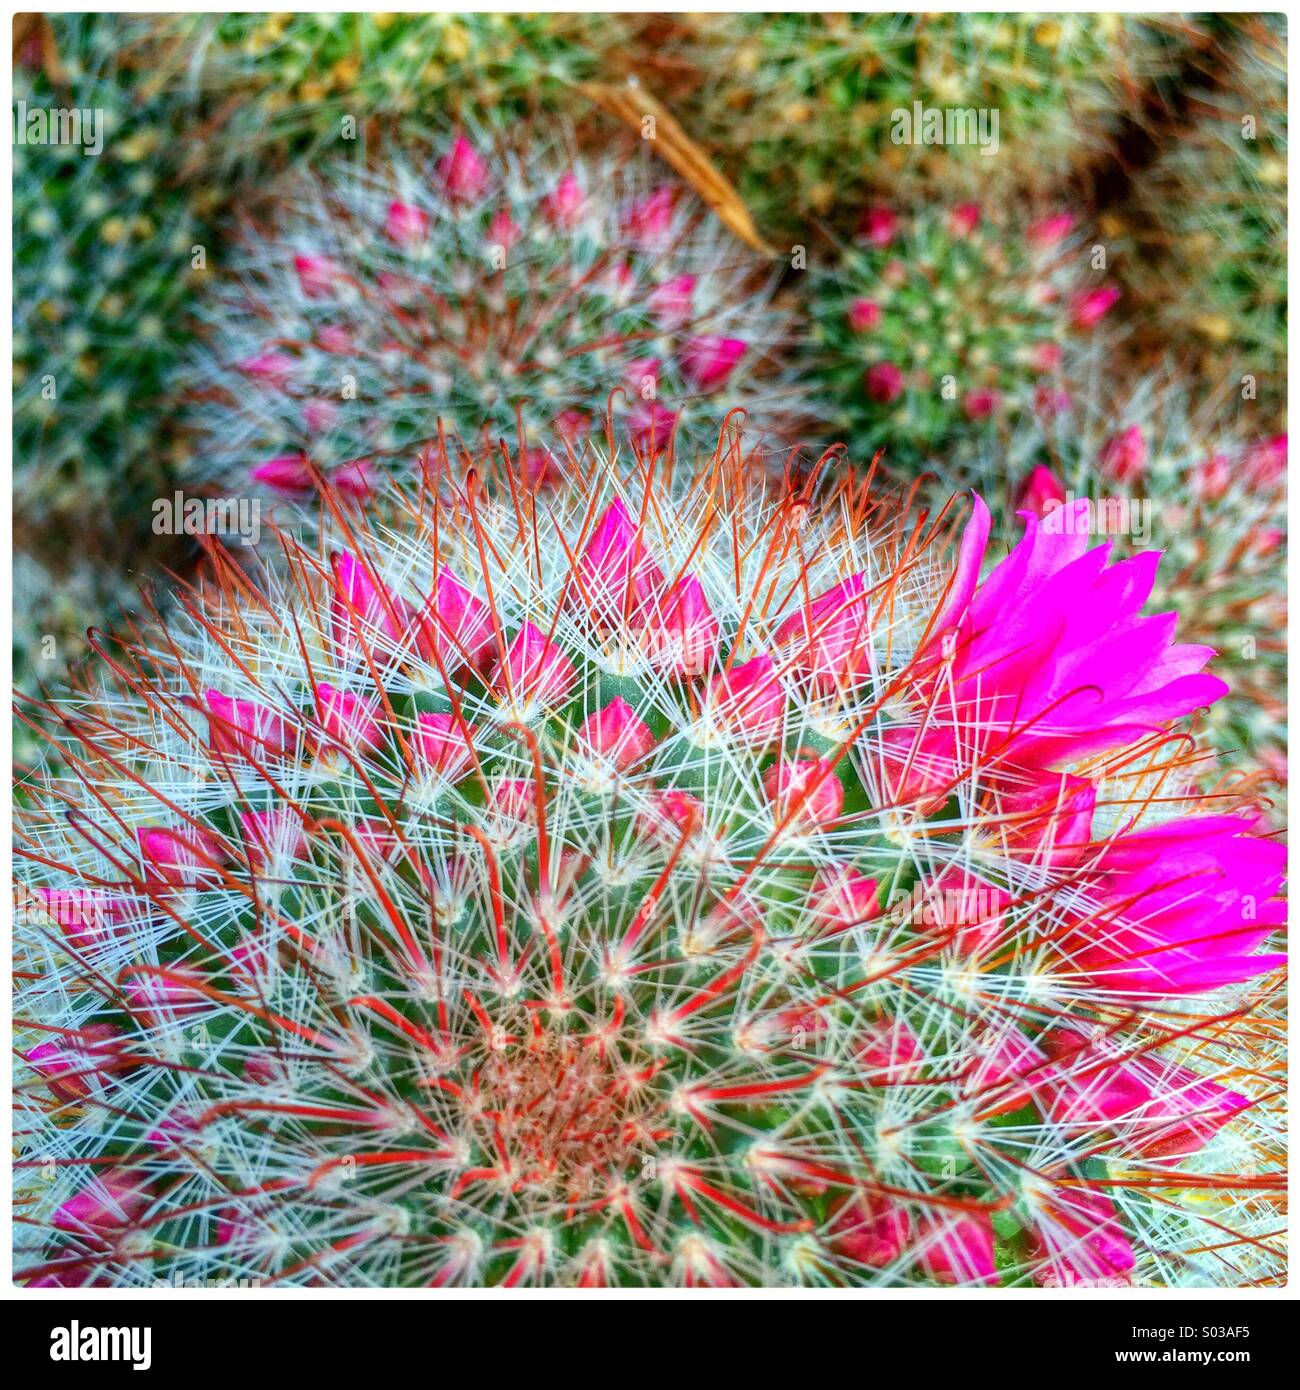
15 436 1283 1287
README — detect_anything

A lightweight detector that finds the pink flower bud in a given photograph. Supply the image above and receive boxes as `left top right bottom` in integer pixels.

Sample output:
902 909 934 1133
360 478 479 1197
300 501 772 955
830 1192 910 1268
1194 452 1232 501
1015 465 1066 518
1027 212 1076 248
857 205 898 248
948 203 981 237
774 572 870 691
681 335 748 391
205 689 300 762
330 552 412 661
882 258 907 286
437 134 489 203
123 966 211 1026
413 711 478 784
488 777 535 827
487 207 521 250
575 497 664 625
542 168 585 227
1028 340 1063 371
33 888 137 951
493 622 578 710
847 297 882 332
624 358 660 397
638 789 705 850
27 1025 128 1103
293 253 342 298
647 274 695 329
855 1016 924 1084
865 361 904 404
627 401 679 454
1243 433 1287 486
136 825 227 888
416 569 495 673
1099 424 1146 483
962 388 1001 421
238 809 308 870
645 572 718 676
1248 525 1283 557
554 408 591 443
53 1169 152 1236
302 399 338 433
251 454 314 494
332 458 374 498
318 324 355 353
384 199 430 245
1034 384 1072 416
578 697 655 771
704 652 785 746
917 1213 998 1285
810 865 880 930
764 757 843 828
316 683 383 751
1071 284 1120 329
622 184 676 245
237 351 296 383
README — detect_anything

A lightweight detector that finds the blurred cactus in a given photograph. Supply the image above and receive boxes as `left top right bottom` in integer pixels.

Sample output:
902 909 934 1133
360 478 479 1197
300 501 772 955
677 13 1197 236
809 202 1118 470
183 126 798 499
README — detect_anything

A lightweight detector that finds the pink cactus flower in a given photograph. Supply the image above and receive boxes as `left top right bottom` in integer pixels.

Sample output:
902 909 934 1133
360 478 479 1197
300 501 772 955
1030 1186 1135 1287
237 351 296 383
948 203 981 237
638 789 705 852
1071 284 1121 329
855 1016 924 1085
542 168 586 227
764 757 844 828
643 572 719 676
330 552 412 661
627 401 679 454
553 409 591 443
847 297 883 332
205 689 300 762
919 867 1009 956
384 199 430 245
1058 815 1286 995
774 572 871 692
647 274 695 329
1028 340 1063 371
251 454 314 494
238 809 308 869
1243 433 1287 487
621 184 676 245
293 253 342 298
1194 452 1232 501
123 966 211 1026
919 495 1229 772
916 1212 998 1285
1027 212 1076 248
830 1192 911 1268
53 1169 153 1236
331 459 374 498
412 711 479 784
810 865 880 930
316 683 383 751
302 399 338 433
575 497 664 625
1015 465 1067 519
578 698 656 771
493 622 578 710
681 335 748 391
416 568 496 673
962 388 1001 420
857 205 899 248
33 888 138 951
1034 384 1072 416
487 208 521 251
865 361 904 404
26 1024 128 1103
317 324 355 353
437 135 489 203
1099 424 1147 483
623 357 660 397
136 824 227 888
704 653 786 746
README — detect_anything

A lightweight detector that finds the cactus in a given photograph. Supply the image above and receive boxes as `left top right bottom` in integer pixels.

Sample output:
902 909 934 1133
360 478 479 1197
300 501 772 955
809 202 1119 471
15 438 1283 1288
677 13 1196 236
997 373 1286 799
182 128 797 500
1111 15 1285 427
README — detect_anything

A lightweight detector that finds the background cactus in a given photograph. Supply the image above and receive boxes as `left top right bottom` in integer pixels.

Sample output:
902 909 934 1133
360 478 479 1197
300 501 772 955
675 13 1197 238
808 202 1119 471
16 442 1283 1287
182 127 798 500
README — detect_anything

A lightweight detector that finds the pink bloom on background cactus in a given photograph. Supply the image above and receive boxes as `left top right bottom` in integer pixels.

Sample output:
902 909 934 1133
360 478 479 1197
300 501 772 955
541 168 586 227
1028 212 1077 248
621 184 675 245
948 203 981 237
847 297 883 332
865 361 904 403
1099 424 1147 483
1016 464 1067 518
963 388 1001 420
858 205 898 247
383 199 430 244
1071 285 1122 328
681 336 748 391
437 134 490 203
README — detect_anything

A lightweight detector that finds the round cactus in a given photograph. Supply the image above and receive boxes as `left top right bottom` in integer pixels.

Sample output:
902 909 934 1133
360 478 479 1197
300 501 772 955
183 128 797 503
809 202 1119 470
678 13 1197 234
1001 375 1286 798
1113 15 1285 428
15 438 1283 1288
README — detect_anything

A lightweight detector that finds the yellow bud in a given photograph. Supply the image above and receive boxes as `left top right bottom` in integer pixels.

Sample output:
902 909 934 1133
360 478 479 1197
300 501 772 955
1034 21 1061 47
332 55 360 87
1097 213 1125 239
782 101 813 125
116 129 159 162
1259 157 1286 187
100 217 127 245
442 23 471 61
808 183 835 213
373 13 396 30
1194 314 1233 343
298 81 328 103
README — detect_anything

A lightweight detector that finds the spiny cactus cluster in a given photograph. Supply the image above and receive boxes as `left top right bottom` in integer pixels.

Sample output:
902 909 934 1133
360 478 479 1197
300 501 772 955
1115 16 1286 428
1003 378 1286 798
678 13 1196 234
184 129 796 499
16 440 1284 1288
166 12 634 173
810 203 1119 469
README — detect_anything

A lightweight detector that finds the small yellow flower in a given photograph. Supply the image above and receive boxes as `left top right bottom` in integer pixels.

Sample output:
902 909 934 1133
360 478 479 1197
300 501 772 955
100 217 127 245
